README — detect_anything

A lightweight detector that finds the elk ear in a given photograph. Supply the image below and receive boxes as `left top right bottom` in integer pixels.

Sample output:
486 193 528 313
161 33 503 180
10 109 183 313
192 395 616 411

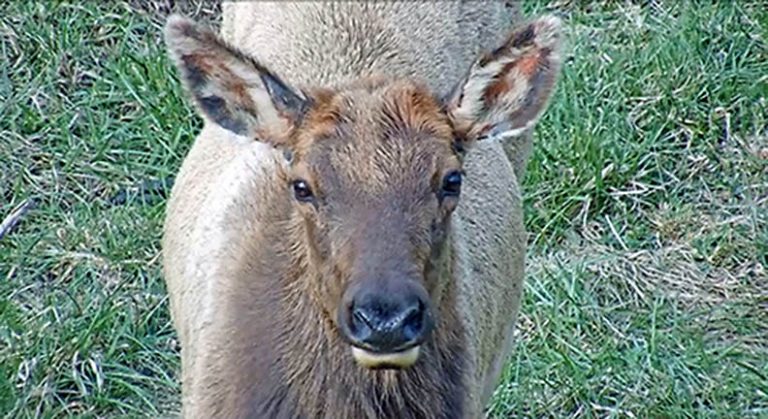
446 16 563 144
164 14 308 145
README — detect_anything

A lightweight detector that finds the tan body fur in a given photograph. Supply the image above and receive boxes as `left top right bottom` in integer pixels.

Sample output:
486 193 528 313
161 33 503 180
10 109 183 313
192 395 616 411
162 2 562 418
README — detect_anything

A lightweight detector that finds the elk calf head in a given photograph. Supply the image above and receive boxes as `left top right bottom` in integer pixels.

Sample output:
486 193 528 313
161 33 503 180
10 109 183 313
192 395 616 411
165 14 562 369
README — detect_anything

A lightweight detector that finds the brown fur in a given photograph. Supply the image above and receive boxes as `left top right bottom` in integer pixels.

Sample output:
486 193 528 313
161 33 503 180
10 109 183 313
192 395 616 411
162 2 563 418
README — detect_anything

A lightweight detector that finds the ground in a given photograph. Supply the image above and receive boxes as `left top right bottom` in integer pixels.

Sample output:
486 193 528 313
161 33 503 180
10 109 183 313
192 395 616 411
1 1 766 417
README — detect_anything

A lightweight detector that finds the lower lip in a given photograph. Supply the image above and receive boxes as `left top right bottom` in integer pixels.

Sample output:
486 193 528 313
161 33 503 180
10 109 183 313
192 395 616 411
351 345 421 369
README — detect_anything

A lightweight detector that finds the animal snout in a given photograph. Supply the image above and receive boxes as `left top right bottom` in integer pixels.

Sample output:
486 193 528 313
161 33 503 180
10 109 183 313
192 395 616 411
350 299 426 351
340 288 434 355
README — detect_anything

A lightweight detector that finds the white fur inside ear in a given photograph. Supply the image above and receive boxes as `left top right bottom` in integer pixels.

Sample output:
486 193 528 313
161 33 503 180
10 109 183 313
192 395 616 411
451 58 511 126
165 14 306 142
448 15 563 142
488 120 538 141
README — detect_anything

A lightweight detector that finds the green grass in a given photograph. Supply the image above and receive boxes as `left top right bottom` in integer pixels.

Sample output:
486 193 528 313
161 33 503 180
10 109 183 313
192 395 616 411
1 1 766 417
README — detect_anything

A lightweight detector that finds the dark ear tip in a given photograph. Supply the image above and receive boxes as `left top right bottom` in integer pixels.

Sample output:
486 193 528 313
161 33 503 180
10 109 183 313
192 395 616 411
166 13 192 30
164 14 197 44
532 15 563 44
535 15 562 31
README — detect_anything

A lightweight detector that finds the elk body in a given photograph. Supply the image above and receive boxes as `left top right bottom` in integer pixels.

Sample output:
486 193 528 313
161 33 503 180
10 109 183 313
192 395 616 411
162 2 562 418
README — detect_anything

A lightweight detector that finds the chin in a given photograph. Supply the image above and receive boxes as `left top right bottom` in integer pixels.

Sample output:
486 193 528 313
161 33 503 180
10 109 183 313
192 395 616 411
350 346 421 369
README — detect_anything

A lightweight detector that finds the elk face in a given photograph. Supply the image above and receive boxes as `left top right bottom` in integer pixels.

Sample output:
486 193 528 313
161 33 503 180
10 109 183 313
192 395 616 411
165 14 562 369
288 81 462 368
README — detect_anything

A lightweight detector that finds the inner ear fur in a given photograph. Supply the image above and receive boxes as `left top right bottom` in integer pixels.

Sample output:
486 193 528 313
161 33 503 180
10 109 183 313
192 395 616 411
164 14 309 145
447 15 564 145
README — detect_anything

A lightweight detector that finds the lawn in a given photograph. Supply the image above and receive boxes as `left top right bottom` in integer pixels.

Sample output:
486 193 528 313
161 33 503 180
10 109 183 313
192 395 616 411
1 1 766 418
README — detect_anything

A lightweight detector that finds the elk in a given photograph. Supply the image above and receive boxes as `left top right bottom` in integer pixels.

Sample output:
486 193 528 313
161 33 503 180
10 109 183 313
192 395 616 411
161 2 562 418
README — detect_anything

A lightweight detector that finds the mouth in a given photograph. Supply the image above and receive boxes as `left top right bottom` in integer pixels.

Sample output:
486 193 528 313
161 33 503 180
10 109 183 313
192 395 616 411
350 345 421 369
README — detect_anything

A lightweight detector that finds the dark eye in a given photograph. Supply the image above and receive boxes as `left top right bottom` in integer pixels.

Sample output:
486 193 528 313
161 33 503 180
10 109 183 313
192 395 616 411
292 179 314 202
441 171 462 197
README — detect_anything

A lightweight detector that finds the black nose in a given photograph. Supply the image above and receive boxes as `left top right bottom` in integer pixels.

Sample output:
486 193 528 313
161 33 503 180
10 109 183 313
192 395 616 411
343 294 432 353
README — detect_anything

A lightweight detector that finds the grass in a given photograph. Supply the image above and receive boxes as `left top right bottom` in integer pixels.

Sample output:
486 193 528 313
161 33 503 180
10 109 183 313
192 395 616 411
1 1 766 417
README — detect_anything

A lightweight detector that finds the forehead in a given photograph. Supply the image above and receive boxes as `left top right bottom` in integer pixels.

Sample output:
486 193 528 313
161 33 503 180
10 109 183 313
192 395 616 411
294 80 459 189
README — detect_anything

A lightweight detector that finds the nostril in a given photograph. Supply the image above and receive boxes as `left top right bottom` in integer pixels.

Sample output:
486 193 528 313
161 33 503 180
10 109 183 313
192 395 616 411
348 300 427 347
352 306 374 329
401 302 425 342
